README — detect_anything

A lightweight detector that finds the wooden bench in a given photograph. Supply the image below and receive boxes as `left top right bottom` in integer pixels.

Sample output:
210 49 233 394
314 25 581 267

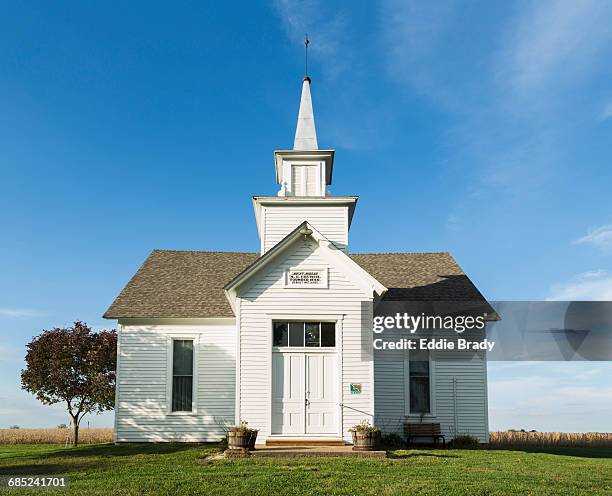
404 422 446 448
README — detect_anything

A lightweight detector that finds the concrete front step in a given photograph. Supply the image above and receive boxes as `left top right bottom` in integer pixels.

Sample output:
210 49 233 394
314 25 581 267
265 438 345 447
251 445 387 458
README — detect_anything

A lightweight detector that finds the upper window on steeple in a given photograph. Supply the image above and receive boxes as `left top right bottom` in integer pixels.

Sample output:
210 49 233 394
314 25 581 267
291 164 320 196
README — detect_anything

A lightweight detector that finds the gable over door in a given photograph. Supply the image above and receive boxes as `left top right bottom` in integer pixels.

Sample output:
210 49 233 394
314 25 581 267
234 233 381 442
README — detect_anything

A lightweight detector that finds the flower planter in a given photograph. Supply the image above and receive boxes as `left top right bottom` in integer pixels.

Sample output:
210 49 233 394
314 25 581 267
227 429 258 451
227 430 251 450
352 430 382 451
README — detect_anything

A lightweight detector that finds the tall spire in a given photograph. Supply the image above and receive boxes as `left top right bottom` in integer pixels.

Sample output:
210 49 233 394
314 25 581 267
293 77 318 150
293 36 318 150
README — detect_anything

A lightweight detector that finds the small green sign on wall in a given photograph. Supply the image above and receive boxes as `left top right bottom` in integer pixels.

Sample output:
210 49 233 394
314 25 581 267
350 383 362 394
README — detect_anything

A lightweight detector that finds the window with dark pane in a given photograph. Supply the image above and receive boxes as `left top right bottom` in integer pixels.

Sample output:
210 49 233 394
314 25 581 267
409 349 430 414
288 322 305 346
273 322 288 346
273 321 336 348
305 322 320 347
320 322 335 347
171 340 193 412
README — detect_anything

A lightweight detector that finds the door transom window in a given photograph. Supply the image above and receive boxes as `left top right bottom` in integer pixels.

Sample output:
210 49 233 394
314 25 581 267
273 321 335 347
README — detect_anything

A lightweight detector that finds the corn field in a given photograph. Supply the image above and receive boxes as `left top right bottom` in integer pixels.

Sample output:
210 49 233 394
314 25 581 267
490 431 612 448
0 428 113 445
1 428 611 448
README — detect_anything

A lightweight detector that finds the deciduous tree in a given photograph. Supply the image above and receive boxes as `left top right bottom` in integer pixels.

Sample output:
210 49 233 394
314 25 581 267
21 322 116 446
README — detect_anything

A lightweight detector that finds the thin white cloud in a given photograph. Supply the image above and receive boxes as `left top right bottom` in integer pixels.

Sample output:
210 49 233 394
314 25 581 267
0 343 22 362
381 0 612 109
547 270 612 301
273 0 350 79
0 307 40 319
381 0 456 66
488 362 612 431
574 224 612 251
602 101 612 121
379 0 467 112
497 0 612 100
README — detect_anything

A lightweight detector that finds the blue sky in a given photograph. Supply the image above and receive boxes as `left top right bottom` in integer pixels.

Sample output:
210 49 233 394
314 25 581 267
1 1 611 431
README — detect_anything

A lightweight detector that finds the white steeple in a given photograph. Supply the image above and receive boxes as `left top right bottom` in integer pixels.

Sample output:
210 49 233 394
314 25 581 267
293 77 318 150
255 72 356 255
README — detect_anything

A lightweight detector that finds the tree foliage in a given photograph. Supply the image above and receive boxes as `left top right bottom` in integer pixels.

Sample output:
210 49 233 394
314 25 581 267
21 321 117 446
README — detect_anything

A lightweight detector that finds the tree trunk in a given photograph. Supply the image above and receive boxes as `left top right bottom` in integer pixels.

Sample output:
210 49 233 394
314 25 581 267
73 419 79 447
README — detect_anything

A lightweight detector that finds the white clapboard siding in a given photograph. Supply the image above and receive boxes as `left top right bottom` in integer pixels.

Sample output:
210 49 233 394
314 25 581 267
237 237 373 443
373 359 406 435
115 324 236 442
263 205 348 252
374 337 489 443
432 350 489 443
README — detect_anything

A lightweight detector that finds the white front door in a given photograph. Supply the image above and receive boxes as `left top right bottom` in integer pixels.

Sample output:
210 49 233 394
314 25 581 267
272 353 337 435
305 354 337 434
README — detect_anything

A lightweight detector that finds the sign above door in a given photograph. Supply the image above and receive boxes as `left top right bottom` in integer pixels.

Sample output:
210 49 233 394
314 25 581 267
285 268 328 288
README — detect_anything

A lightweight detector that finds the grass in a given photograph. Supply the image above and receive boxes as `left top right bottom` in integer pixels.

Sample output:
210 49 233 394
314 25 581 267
0 428 113 445
0 443 610 495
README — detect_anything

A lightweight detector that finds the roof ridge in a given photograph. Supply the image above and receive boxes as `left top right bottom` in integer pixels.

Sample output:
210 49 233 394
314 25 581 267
350 251 451 255
152 249 259 255
150 249 452 255
149 250 454 257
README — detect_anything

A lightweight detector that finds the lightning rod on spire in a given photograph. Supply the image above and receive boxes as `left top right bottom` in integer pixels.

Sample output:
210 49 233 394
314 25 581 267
304 35 310 80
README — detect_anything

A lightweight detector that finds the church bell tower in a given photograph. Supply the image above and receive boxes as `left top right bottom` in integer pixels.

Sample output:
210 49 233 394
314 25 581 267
252 75 358 254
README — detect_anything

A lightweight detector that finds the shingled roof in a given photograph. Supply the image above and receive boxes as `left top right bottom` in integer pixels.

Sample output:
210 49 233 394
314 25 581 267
103 250 490 319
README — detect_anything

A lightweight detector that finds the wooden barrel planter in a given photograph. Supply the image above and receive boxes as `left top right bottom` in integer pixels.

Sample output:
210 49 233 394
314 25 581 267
227 430 251 450
352 430 382 451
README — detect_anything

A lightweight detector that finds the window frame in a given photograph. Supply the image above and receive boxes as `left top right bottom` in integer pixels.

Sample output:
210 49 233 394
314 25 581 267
404 350 436 418
166 335 199 416
272 320 337 351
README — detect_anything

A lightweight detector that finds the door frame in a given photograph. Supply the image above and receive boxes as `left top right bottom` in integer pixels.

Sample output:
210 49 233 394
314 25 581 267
271 350 338 435
266 314 344 439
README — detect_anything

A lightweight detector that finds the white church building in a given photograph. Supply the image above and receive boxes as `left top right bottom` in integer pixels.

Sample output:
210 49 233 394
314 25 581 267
104 76 493 445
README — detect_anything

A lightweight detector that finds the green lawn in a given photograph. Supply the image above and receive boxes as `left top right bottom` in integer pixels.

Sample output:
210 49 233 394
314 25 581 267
0 443 610 495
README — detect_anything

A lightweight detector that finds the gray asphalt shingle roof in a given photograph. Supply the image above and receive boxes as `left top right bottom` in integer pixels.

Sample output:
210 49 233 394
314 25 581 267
103 250 490 319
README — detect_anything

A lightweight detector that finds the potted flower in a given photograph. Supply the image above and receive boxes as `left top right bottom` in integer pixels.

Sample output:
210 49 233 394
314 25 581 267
349 420 381 451
226 420 258 451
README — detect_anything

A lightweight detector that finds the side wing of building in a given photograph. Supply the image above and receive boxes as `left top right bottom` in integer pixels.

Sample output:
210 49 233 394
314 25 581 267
353 253 492 444
104 250 257 442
